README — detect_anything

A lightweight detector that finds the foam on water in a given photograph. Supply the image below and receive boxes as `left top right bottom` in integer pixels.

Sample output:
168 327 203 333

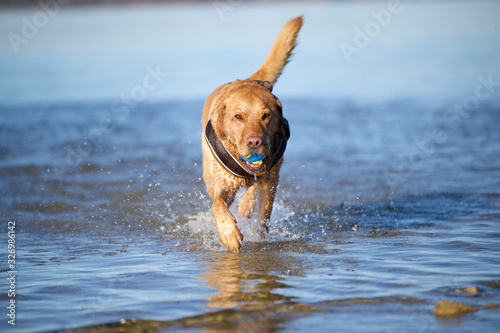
184 190 302 253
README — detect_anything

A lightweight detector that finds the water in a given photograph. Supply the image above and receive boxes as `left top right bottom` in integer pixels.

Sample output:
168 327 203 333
1 1 500 332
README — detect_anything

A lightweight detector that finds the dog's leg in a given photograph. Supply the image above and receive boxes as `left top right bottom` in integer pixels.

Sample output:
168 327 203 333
212 186 243 253
237 184 258 218
257 174 280 236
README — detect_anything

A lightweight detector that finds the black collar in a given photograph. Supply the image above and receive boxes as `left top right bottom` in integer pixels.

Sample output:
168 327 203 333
204 118 290 178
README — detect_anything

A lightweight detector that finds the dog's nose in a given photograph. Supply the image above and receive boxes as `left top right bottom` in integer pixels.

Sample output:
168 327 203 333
246 136 262 149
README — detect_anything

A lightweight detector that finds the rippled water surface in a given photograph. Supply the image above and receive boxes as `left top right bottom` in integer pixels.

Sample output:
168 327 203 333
1 1 500 332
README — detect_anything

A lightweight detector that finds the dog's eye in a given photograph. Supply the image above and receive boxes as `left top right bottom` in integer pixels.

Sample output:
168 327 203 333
263 113 271 120
235 114 243 120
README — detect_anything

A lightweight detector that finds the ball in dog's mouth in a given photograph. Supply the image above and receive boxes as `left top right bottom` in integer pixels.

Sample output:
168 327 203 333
245 161 265 172
241 153 266 172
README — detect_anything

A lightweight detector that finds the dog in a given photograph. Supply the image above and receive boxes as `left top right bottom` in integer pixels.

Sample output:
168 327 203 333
201 16 303 253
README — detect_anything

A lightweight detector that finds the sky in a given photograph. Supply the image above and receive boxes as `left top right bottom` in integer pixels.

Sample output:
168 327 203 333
0 0 499 105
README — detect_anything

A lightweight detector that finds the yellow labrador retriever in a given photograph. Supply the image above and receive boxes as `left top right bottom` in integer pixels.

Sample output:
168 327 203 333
202 17 303 253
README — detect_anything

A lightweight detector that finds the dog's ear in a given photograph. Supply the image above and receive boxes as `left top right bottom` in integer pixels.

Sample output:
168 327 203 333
276 98 283 115
272 98 284 129
214 102 227 140
251 80 273 92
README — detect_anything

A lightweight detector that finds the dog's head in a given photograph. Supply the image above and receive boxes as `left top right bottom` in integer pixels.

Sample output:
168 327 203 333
212 80 284 174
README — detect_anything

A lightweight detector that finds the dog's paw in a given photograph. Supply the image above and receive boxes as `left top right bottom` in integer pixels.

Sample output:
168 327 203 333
237 200 255 219
216 219 243 253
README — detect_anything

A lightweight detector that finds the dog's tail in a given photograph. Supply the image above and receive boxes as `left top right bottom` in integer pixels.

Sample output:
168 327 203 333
248 16 303 85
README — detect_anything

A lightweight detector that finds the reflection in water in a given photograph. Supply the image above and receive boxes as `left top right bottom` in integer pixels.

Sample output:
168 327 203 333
200 247 298 311
194 247 314 332
66 245 435 333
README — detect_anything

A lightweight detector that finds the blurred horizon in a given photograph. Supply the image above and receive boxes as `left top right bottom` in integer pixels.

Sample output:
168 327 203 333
1 0 446 8
0 0 499 105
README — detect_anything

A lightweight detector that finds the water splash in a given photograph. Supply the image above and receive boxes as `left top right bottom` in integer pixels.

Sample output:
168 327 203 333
184 192 302 252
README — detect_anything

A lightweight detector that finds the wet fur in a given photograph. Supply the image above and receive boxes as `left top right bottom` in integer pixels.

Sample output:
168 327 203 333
201 16 303 253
